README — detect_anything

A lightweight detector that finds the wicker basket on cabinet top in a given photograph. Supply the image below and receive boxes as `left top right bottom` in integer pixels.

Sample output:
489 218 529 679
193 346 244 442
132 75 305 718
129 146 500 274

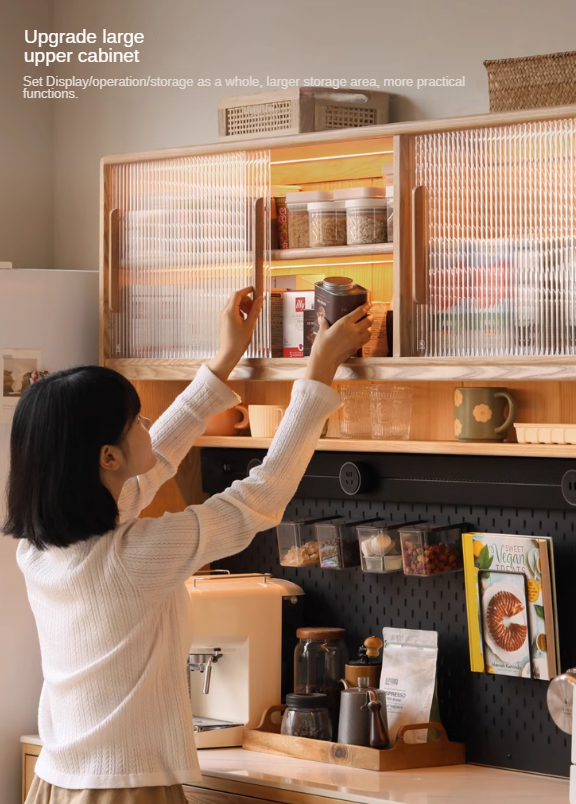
218 88 390 141
484 50 576 111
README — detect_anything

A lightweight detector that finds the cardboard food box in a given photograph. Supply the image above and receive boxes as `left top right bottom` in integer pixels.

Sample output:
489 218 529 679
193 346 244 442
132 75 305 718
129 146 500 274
283 290 315 358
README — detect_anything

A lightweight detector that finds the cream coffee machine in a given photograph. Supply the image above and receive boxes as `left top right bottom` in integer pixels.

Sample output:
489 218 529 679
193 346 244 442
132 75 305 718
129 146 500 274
185 572 303 748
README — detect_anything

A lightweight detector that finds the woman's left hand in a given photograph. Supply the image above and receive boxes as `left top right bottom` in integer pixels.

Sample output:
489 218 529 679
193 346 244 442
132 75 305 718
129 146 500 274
207 287 263 382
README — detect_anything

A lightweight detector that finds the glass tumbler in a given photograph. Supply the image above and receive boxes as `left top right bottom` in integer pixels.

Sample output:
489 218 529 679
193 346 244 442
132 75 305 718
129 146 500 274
370 385 413 440
339 385 372 439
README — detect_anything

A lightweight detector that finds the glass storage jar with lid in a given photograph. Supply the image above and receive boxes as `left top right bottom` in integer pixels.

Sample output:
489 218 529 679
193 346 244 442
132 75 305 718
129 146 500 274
345 198 388 245
280 692 332 741
286 190 332 249
294 627 348 733
308 201 347 247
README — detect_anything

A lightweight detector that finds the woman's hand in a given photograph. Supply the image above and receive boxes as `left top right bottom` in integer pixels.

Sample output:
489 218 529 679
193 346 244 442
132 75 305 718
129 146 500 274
207 287 263 382
305 304 372 386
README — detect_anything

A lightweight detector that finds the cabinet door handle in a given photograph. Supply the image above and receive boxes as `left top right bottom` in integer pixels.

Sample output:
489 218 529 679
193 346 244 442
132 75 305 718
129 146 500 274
411 186 428 304
109 208 120 312
253 197 264 300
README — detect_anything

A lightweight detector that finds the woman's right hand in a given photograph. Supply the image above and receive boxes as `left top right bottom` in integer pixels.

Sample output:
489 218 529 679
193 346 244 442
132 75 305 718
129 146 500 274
305 304 372 386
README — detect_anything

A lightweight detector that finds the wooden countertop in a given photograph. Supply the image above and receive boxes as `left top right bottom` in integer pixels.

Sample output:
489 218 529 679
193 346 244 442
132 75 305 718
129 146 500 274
195 747 569 804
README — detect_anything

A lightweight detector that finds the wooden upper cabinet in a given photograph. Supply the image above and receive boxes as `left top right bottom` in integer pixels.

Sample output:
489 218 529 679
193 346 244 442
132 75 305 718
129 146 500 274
100 105 576 382
100 151 272 367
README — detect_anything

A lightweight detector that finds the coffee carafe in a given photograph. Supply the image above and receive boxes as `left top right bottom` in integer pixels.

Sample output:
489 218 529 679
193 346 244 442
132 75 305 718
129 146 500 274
338 677 389 748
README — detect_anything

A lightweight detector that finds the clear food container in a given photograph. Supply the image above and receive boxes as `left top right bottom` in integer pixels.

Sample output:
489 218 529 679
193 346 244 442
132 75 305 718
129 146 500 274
386 185 394 243
286 191 332 249
308 201 347 247
286 202 309 249
281 692 332 741
294 627 348 734
399 522 466 577
317 518 381 569
345 199 388 245
356 520 416 574
276 516 334 567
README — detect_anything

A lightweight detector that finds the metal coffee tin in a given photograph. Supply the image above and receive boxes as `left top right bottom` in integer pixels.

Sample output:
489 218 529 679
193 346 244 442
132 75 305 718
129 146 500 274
313 276 368 356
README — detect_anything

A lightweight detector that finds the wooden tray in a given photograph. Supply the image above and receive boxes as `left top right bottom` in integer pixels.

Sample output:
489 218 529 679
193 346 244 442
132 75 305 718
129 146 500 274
243 705 465 772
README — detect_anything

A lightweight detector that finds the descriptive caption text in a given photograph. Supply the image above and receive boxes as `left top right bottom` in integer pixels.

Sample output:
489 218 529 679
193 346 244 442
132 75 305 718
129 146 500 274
24 29 145 66
22 73 466 99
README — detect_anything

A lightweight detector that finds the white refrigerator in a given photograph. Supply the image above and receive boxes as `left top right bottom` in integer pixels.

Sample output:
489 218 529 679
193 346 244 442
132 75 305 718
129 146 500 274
0 269 99 804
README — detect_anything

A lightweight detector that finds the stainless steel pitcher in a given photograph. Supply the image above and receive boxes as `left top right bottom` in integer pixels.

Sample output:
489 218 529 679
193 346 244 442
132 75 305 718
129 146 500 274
337 677 388 747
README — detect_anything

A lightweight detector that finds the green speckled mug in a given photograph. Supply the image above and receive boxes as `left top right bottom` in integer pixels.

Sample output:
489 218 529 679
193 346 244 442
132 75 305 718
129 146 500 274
454 387 517 442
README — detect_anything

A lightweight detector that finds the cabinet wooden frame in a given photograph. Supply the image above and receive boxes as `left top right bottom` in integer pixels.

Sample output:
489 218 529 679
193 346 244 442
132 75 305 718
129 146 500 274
100 103 576 379
21 743 41 804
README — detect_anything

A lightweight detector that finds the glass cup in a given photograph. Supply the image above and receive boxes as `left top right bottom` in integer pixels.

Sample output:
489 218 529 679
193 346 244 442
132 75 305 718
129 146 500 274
338 385 372 439
370 385 413 440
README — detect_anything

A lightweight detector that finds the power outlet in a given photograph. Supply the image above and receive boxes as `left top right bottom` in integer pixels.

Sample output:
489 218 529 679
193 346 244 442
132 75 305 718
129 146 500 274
339 462 362 496
247 458 262 473
561 470 576 506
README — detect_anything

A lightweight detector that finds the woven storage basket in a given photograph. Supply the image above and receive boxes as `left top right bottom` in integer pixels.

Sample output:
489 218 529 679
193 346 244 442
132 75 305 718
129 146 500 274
218 88 389 142
484 50 576 111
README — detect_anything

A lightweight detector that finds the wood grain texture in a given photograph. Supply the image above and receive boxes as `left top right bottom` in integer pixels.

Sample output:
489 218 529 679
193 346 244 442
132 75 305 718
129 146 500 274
194 435 576 459
394 135 414 357
132 380 190 517
272 153 393 186
243 706 464 772
108 208 120 312
99 163 111 365
186 779 341 804
106 356 576 382
21 744 41 804
100 105 576 166
272 244 393 261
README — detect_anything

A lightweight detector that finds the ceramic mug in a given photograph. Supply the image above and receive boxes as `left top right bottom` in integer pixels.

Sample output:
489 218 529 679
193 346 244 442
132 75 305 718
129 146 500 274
248 405 286 437
204 405 249 437
454 387 517 442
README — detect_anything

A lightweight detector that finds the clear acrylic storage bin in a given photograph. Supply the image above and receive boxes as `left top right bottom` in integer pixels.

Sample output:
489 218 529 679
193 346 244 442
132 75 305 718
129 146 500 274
317 518 380 570
399 522 466 577
277 516 334 567
357 520 415 574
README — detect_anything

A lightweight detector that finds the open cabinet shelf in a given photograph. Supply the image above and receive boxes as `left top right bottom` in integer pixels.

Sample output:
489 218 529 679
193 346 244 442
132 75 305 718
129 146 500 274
105 355 576 382
195 435 576 458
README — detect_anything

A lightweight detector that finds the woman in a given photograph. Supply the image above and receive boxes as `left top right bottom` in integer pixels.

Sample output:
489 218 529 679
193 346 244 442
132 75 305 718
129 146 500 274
4 288 371 802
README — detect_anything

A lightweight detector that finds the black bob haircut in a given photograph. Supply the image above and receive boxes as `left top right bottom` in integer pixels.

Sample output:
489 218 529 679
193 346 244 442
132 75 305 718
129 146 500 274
2 366 141 550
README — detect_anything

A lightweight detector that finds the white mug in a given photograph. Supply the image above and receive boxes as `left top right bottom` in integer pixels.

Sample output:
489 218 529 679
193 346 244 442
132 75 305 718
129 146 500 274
249 405 286 437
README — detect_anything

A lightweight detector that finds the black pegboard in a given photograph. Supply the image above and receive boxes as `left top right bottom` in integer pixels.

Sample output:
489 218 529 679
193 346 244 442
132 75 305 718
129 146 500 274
205 450 576 777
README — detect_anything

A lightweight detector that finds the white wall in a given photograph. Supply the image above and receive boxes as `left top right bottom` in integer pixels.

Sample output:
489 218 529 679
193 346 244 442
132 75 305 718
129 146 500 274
51 0 576 272
0 0 53 269
0 270 99 804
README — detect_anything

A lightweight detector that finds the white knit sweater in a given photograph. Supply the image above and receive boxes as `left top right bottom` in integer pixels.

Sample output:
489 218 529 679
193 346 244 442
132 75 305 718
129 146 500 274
17 365 340 789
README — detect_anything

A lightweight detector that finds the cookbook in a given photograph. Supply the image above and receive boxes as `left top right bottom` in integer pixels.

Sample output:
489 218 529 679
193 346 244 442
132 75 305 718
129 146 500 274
463 532 559 680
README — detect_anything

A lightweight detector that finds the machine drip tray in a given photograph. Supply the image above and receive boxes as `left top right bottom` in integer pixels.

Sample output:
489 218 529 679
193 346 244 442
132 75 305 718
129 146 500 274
193 716 245 733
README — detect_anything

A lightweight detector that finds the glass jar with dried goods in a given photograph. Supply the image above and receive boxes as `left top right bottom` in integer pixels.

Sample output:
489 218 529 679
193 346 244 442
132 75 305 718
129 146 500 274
346 198 388 245
308 201 347 247
286 190 332 250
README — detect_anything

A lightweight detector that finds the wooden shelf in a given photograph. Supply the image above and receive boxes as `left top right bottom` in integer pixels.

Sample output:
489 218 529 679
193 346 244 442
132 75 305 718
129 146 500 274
106 355 576 382
195 435 576 458
271 243 393 262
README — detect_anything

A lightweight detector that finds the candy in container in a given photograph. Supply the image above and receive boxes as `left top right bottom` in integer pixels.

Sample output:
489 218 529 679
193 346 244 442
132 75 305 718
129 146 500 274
399 522 468 577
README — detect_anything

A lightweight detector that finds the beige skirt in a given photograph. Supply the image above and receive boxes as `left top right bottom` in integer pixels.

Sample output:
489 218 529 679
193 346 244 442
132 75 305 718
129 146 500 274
26 776 188 804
